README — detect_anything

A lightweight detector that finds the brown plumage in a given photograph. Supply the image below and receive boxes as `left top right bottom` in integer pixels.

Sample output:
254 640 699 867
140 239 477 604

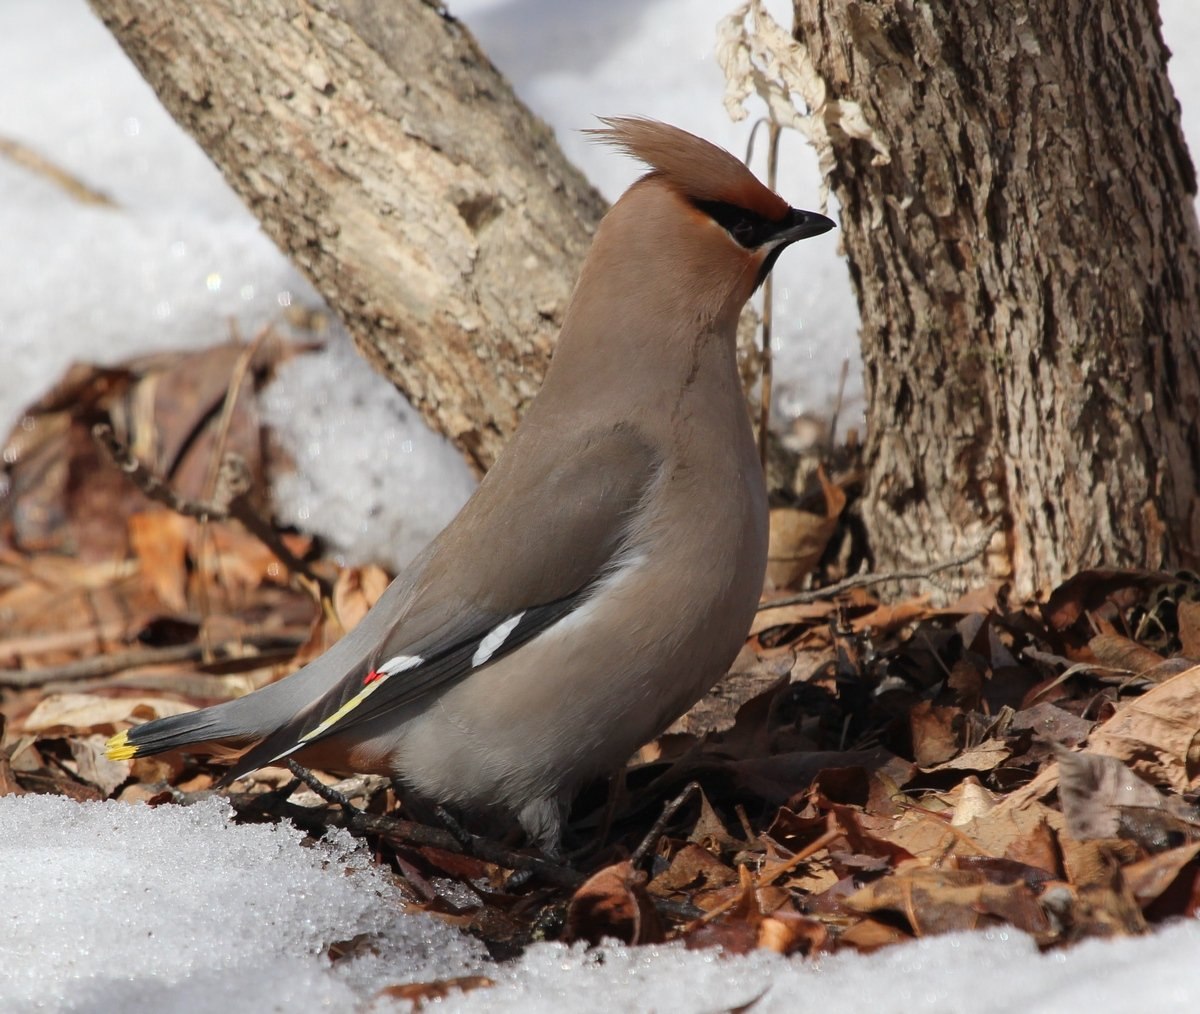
587 116 790 220
107 119 834 854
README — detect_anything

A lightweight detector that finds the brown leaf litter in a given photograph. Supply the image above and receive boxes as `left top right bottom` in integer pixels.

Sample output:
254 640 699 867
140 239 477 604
3 343 1200 997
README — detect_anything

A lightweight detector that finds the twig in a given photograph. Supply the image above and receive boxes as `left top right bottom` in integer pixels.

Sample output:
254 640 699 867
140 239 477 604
0 632 307 687
278 761 585 889
691 826 840 928
92 421 332 596
759 517 1003 610
0 136 116 206
93 422 221 520
745 119 783 469
757 823 840 888
364 811 583 889
287 758 362 811
202 324 268 504
630 781 701 870
827 357 849 453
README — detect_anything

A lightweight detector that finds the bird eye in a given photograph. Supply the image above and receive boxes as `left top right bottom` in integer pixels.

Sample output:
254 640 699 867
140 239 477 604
730 216 757 244
692 199 770 249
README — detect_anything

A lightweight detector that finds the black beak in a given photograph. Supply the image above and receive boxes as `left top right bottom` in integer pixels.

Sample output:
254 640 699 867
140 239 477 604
773 207 837 245
753 208 836 292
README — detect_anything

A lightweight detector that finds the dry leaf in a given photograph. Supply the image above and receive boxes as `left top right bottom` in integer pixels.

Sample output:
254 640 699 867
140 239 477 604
1087 663 1200 791
909 700 960 767
1179 600 1200 658
850 596 937 634
922 740 1011 775
948 777 998 826
1088 633 1165 674
750 600 836 637
845 867 1050 937
69 734 133 796
377 976 495 1008
1122 842 1200 908
765 468 845 588
563 861 664 946
21 693 195 733
650 844 738 896
128 510 192 613
333 565 391 633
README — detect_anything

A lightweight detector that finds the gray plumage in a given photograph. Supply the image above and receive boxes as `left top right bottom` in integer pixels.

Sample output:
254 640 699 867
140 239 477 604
109 118 835 852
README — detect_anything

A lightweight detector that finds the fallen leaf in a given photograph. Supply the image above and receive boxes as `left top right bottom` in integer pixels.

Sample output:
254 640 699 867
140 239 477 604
948 777 998 826
1179 600 1200 658
1055 748 1199 848
128 510 191 614
1122 842 1200 909
750 601 836 637
1043 569 1175 635
69 734 132 796
333 565 391 633
850 596 937 634
21 693 195 733
757 911 828 955
921 740 1010 775
837 917 911 952
563 861 664 946
765 466 845 589
844 867 1051 937
377 976 495 1007
909 700 960 767
1087 631 1167 674
1087 663 1200 791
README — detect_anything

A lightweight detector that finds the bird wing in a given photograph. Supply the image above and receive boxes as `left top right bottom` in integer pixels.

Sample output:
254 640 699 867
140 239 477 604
219 422 660 780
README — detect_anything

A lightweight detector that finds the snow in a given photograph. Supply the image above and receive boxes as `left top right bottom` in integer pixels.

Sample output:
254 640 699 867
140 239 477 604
2 794 1198 1013
3 0 1200 1007
0 794 484 1013
2 0 1197 565
0 0 473 571
260 339 477 571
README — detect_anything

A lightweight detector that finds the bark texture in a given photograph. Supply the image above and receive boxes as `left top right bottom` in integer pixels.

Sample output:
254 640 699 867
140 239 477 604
88 0 608 471
794 0 1200 599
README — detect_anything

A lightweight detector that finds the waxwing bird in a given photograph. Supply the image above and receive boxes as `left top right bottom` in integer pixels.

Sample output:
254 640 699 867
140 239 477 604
107 118 835 852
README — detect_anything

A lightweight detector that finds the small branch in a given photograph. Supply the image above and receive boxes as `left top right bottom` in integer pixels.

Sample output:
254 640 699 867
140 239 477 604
277 760 585 889
630 781 701 870
746 119 783 470
0 136 116 206
759 517 1003 609
0 632 306 687
92 421 332 597
827 357 850 453
202 324 269 503
93 422 222 520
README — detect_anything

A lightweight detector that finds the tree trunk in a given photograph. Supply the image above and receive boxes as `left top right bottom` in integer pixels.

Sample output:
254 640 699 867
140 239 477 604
87 0 608 472
793 0 1200 600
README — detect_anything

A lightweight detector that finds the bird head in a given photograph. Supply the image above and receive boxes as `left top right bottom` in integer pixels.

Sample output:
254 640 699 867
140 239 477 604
582 117 835 331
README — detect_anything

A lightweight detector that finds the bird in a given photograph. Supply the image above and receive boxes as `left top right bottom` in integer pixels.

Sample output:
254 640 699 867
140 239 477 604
107 117 835 853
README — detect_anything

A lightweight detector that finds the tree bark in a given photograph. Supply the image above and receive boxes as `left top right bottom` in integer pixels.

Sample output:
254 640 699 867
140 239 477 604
87 0 607 472
793 0 1200 600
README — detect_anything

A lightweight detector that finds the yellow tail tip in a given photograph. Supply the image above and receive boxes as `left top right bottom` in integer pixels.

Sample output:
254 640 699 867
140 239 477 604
106 730 138 762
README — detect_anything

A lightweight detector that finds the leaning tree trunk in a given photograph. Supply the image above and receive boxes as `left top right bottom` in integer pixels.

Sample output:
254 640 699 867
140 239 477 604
88 0 607 472
793 0 1200 600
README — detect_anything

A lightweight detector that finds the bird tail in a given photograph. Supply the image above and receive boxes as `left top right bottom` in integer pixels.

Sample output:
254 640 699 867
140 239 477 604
106 566 417 775
106 691 279 764
104 627 369 766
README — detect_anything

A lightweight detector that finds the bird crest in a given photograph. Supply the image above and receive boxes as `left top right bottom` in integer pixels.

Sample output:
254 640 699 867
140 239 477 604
587 116 789 222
